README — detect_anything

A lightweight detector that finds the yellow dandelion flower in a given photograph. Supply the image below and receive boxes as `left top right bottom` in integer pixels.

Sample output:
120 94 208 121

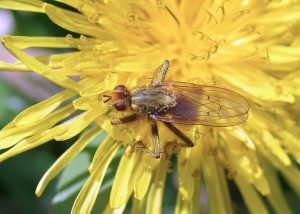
1 0 300 213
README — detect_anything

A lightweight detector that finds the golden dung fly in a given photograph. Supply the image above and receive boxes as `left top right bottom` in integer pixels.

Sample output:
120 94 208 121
104 60 249 158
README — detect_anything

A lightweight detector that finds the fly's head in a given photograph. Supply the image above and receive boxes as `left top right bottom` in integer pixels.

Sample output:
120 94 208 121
103 85 130 111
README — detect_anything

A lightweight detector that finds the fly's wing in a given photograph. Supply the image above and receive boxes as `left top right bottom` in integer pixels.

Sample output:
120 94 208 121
151 81 249 127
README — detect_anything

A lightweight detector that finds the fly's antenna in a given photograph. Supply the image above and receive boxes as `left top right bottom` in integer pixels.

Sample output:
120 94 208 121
103 94 111 103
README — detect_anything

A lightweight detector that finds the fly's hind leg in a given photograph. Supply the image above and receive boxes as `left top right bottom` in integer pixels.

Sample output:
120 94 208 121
163 122 194 147
133 120 161 158
150 60 169 86
150 120 161 158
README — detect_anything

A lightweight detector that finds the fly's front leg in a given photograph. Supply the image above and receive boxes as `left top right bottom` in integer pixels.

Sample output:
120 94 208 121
111 114 161 158
163 122 194 147
133 120 161 158
110 114 137 125
150 60 169 86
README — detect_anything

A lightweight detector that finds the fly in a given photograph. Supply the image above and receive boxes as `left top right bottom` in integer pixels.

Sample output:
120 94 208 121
103 60 249 158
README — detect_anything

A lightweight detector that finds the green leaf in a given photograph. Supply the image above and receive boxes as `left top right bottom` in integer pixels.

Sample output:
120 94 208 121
0 79 32 127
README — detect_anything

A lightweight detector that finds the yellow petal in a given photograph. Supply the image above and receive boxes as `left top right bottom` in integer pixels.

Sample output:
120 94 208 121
146 158 169 214
73 96 106 111
177 149 194 200
101 119 135 143
35 126 102 197
175 192 190 214
43 3 111 39
131 197 146 214
133 165 152 200
202 133 233 214
281 71 300 97
277 130 300 164
253 170 270 196
79 84 107 97
114 56 159 73
220 129 270 195
177 133 203 200
1 36 81 92
110 150 140 208
0 125 67 163
133 151 161 200
0 36 74 49
103 204 126 214
175 176 201 214
55 109 102 141
0 0 43 12
0 104 75 149
71 142 120 214
214 66 294 103
88 136 115 173
260 158 292 214
0 60 28 71
275 162 300 195
13 90 74 126
261 131 291 166
234 175 268 214
191 175 201 214
255 7 300 24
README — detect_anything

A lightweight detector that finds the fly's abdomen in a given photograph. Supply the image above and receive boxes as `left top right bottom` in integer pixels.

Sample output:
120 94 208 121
131 87 177 114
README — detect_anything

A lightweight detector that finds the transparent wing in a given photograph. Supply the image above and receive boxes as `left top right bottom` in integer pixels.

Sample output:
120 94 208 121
151 81 249 127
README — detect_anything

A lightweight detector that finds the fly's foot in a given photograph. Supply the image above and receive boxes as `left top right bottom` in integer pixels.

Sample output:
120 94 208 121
130 140 145 153
131 140 161 158
110 119 122 125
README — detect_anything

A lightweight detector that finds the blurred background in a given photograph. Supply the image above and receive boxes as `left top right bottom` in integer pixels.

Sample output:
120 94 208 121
0 8 80 213
0 7 299 214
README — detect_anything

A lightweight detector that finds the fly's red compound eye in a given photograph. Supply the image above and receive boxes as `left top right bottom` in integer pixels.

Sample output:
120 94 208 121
114 85 126 92
114 99 127 111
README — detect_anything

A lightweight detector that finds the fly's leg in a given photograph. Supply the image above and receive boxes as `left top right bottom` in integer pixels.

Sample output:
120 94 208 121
150 60 169 86
133 120 161 158
110 114 137 125
163 122 194 147
111 115 161 158
133 141 161 159
150 120 161 158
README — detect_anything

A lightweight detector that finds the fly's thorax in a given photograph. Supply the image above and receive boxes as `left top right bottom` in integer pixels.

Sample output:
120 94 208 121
130 87 177 114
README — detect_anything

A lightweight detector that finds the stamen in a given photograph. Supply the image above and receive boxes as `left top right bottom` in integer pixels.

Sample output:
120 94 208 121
233 9 251 21
65 34 76 48
209 41 219 54
192 31 213 41
127 11 136 24
189 51 210 61
165 6 180 27
217 6 226 21
157 0 180 27
245 43 259 58
265 48 270 65
192 127 203 140
205 9 218 24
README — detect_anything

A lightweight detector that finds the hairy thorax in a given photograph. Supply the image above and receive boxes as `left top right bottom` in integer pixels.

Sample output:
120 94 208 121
130 87 177 115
